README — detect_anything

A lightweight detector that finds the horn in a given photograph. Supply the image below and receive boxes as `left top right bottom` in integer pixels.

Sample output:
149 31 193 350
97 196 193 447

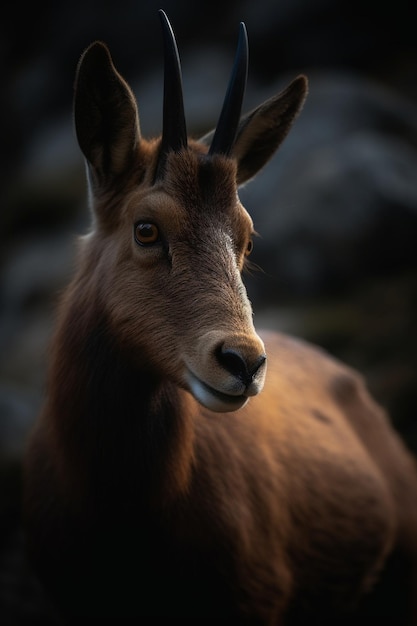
155 10 187 179
209 22 248 156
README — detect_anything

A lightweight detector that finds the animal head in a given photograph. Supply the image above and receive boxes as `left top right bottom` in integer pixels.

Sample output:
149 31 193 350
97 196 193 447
73 10 308 412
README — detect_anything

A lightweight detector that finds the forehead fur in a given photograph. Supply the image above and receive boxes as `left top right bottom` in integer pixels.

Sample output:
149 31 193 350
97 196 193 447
163 148 238 216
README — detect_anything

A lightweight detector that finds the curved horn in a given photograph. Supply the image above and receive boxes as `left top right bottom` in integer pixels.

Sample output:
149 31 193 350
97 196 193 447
155 10 187 179
209 22 248 156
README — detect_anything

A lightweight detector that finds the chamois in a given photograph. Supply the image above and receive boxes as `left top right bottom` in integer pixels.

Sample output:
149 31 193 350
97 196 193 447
23 10 417 623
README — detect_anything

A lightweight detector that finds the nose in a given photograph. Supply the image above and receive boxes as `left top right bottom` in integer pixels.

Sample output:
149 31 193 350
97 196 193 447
216 344 266 389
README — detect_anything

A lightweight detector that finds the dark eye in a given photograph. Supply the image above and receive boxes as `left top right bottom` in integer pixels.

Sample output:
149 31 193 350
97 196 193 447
134 222 160 246
245 238 254 257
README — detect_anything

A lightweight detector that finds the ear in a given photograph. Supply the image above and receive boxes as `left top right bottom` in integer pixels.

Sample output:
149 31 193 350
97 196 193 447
74 41 141 186
200 75 308 186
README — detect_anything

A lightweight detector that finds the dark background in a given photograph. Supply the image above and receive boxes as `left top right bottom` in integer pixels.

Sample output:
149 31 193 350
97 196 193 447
1 0 417 621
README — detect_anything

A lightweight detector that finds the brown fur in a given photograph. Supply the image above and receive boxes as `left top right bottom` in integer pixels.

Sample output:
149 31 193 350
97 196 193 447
23 34 417 624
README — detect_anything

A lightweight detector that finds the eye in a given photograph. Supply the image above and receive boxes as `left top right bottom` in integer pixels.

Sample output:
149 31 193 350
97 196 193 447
134 222 160 246
245 238 254 257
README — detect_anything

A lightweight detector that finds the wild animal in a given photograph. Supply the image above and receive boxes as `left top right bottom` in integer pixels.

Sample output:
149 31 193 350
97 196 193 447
23 9 417 624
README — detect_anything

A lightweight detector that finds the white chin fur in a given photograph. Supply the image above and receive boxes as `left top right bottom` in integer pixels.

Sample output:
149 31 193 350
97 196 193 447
185 370 248 413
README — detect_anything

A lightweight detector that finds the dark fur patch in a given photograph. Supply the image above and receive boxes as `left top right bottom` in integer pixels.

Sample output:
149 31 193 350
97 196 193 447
164 150 237 217
311 409 332 424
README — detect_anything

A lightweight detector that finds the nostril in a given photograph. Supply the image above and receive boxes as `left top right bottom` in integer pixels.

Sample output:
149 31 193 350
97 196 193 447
250 354 267 378
216 346 266 387
219 347 247 380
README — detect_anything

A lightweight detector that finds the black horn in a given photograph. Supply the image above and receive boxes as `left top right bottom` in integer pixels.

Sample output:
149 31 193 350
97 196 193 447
209 22 248 157
155 10 187 179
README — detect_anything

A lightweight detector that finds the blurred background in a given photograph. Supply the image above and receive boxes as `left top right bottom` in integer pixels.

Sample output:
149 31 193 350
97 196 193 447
1 0 417 622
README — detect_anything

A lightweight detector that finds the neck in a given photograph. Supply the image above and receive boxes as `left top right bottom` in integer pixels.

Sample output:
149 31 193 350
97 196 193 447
45 293 195 513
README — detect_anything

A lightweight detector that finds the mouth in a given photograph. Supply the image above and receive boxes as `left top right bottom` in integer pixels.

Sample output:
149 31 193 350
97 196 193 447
185 369 249 413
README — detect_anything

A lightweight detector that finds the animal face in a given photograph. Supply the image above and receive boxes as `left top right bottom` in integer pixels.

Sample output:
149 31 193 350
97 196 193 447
73 11 308 411
79 147 263 412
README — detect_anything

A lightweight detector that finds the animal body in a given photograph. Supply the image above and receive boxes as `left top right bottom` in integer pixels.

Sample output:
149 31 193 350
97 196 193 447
23 10 417 624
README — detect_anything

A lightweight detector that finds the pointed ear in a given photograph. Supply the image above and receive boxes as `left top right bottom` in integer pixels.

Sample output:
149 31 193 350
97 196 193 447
200 75 308 186
74 41 141 186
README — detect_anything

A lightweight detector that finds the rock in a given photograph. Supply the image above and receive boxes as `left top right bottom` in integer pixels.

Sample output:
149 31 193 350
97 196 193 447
241 72 417 301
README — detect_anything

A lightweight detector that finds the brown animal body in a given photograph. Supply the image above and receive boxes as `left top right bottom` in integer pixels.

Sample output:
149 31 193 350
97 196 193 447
23 10 417 624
